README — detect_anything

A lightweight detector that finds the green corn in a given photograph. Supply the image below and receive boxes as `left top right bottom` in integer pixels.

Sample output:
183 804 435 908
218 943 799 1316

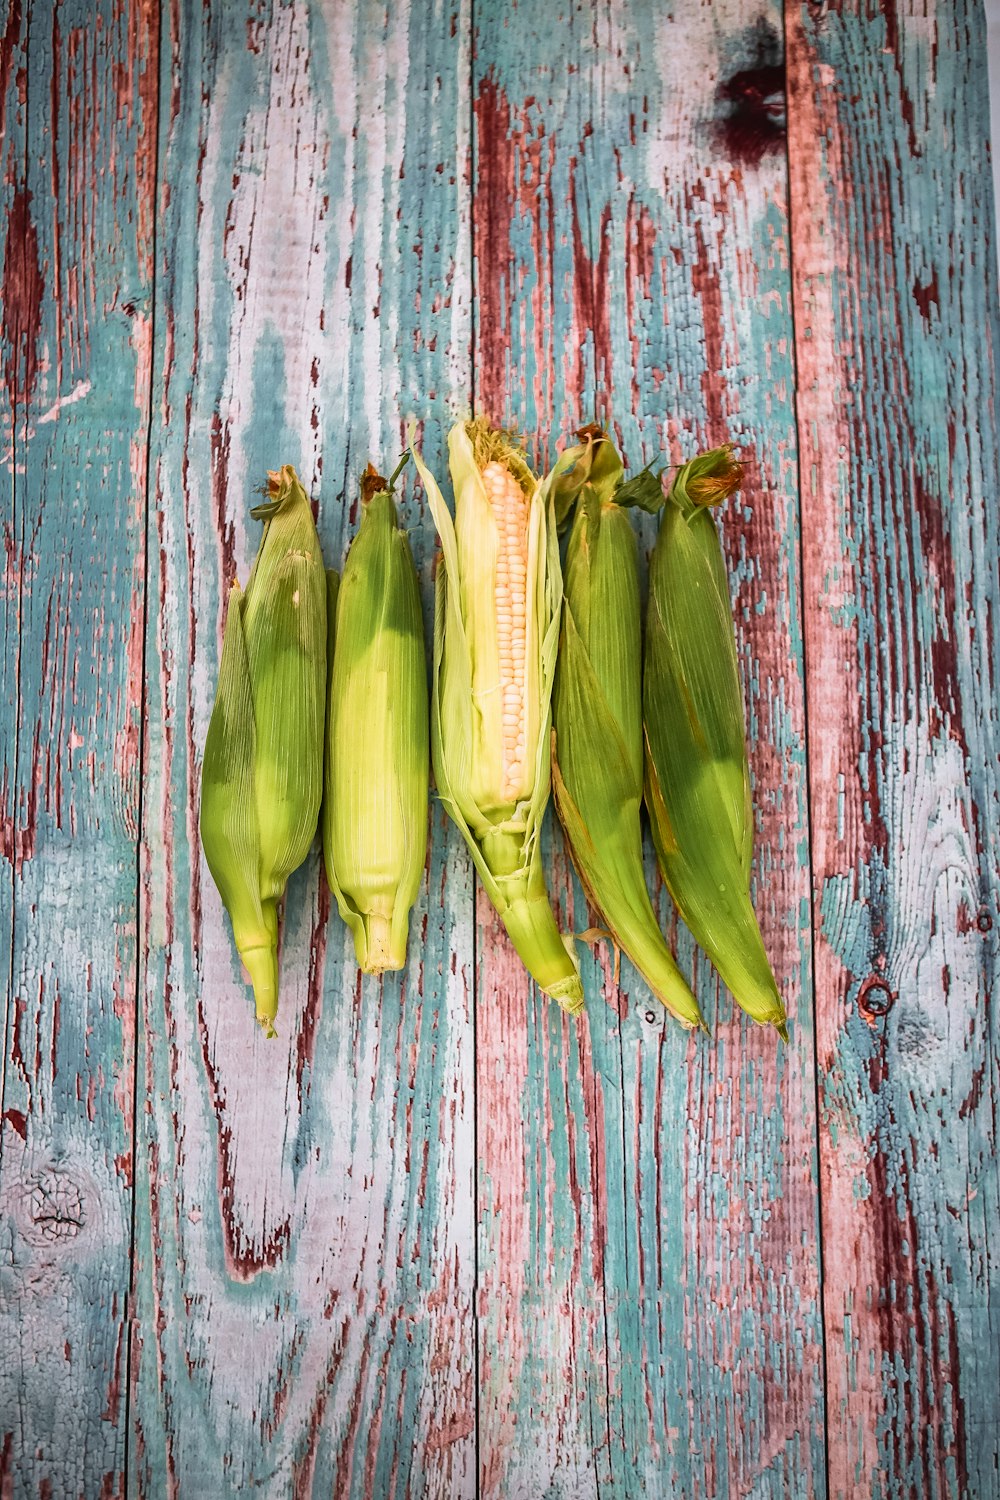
643 446 787 1038
199 465 327 1037
550 428 705 1030
412 419 583 1014
322 460 429 973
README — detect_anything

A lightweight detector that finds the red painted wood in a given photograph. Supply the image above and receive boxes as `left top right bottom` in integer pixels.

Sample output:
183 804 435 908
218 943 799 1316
787 2 1000 1495
0 1 158 1492
471 3 825 1493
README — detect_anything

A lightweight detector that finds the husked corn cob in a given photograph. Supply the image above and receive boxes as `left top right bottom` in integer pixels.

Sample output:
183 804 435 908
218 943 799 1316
643 446 787 1038
412 419 583 1014
550 428 705 1030
323 460 429 973
199 465 327 1037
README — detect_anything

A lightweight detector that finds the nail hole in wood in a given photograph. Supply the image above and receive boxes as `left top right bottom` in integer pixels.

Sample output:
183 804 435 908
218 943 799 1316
858 976 895 1019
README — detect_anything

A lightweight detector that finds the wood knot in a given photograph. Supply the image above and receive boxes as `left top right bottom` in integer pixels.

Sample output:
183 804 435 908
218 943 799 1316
977 908 993 934
858 976 895 1020
24 1168 85 1245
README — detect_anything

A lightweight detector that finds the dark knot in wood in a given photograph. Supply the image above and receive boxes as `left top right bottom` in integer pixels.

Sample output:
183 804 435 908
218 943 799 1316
26 1169 85 1244
858 977 895 1020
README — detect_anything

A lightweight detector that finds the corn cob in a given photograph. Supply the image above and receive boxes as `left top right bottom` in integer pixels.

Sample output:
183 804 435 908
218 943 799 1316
550 428 705 1030
322 460 429 973
412 419 583 1014
199 465 327 1036
643 446 787 1038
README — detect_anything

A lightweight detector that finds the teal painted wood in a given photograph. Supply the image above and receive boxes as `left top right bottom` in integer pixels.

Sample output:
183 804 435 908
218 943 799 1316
1 0 996 1495
131 1 475 1493
472 3 824 1495
0 0 157 1493
0 0 27 1152
786 2 1000 1496
471 11 625 1494
602 7 826 1494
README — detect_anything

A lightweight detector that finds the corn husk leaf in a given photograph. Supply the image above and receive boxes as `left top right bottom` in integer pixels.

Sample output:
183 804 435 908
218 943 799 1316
199 464 326 1036
323 465 429 974
552 475 705 1031
412 422 583 1013
547 422 625 528
643 445 786 1037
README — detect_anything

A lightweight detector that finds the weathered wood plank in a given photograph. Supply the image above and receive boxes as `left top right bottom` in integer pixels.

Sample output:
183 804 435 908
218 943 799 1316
131 1 475 1493
473 2 825 1495
472 13 618 1494
786 1 1000 1496
0 0 28 1142
0 0 157 1493
604 9 827 1494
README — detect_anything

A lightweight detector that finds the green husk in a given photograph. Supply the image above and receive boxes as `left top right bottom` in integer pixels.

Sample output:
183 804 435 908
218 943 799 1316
322 461 429 973
550 429 705 1031
199 465 327 1037
412 420 583 1014
643 446 787 1038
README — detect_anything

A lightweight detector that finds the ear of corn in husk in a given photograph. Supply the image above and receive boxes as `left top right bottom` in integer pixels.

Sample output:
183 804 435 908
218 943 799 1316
642 445 787 1039
412 419 583 1014
322 459 429 974
199 464 327 1037
550 428 705 1031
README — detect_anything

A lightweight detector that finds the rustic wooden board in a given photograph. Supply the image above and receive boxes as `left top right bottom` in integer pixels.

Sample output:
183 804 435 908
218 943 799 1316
130 1 476 1494
472 2 824 1494
0 0 27 1131
786 2 1000 1497
2 0 998 1495
0 1 157 1494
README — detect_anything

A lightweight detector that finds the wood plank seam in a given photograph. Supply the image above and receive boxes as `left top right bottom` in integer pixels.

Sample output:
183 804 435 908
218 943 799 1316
0 0 27 1144
780 10 835 1500
124 1 164 1492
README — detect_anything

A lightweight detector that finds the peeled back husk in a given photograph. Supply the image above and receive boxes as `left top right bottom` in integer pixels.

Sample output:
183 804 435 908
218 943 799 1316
199 464 327 1036
412 420 583 1014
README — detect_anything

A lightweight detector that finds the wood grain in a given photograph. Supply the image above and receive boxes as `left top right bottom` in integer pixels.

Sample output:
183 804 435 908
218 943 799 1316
0 0 26 1140
472 11 614 1495
473 2 824 1494
786 2 1000 1496
1 0 997 1494
0 0 158 1495
130 1 476 1494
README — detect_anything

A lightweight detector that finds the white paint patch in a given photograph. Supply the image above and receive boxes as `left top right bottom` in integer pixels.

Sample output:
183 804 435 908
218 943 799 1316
36 379 92 426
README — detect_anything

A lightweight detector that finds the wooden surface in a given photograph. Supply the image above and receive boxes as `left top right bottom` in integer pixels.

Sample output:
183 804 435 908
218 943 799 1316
0 1 996 1496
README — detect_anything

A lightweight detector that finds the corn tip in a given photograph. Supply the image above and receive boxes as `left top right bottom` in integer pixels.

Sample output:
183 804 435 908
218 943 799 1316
559 991 586 1018
774 1017 790 1044
465 416 536 495
360 462 389 505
